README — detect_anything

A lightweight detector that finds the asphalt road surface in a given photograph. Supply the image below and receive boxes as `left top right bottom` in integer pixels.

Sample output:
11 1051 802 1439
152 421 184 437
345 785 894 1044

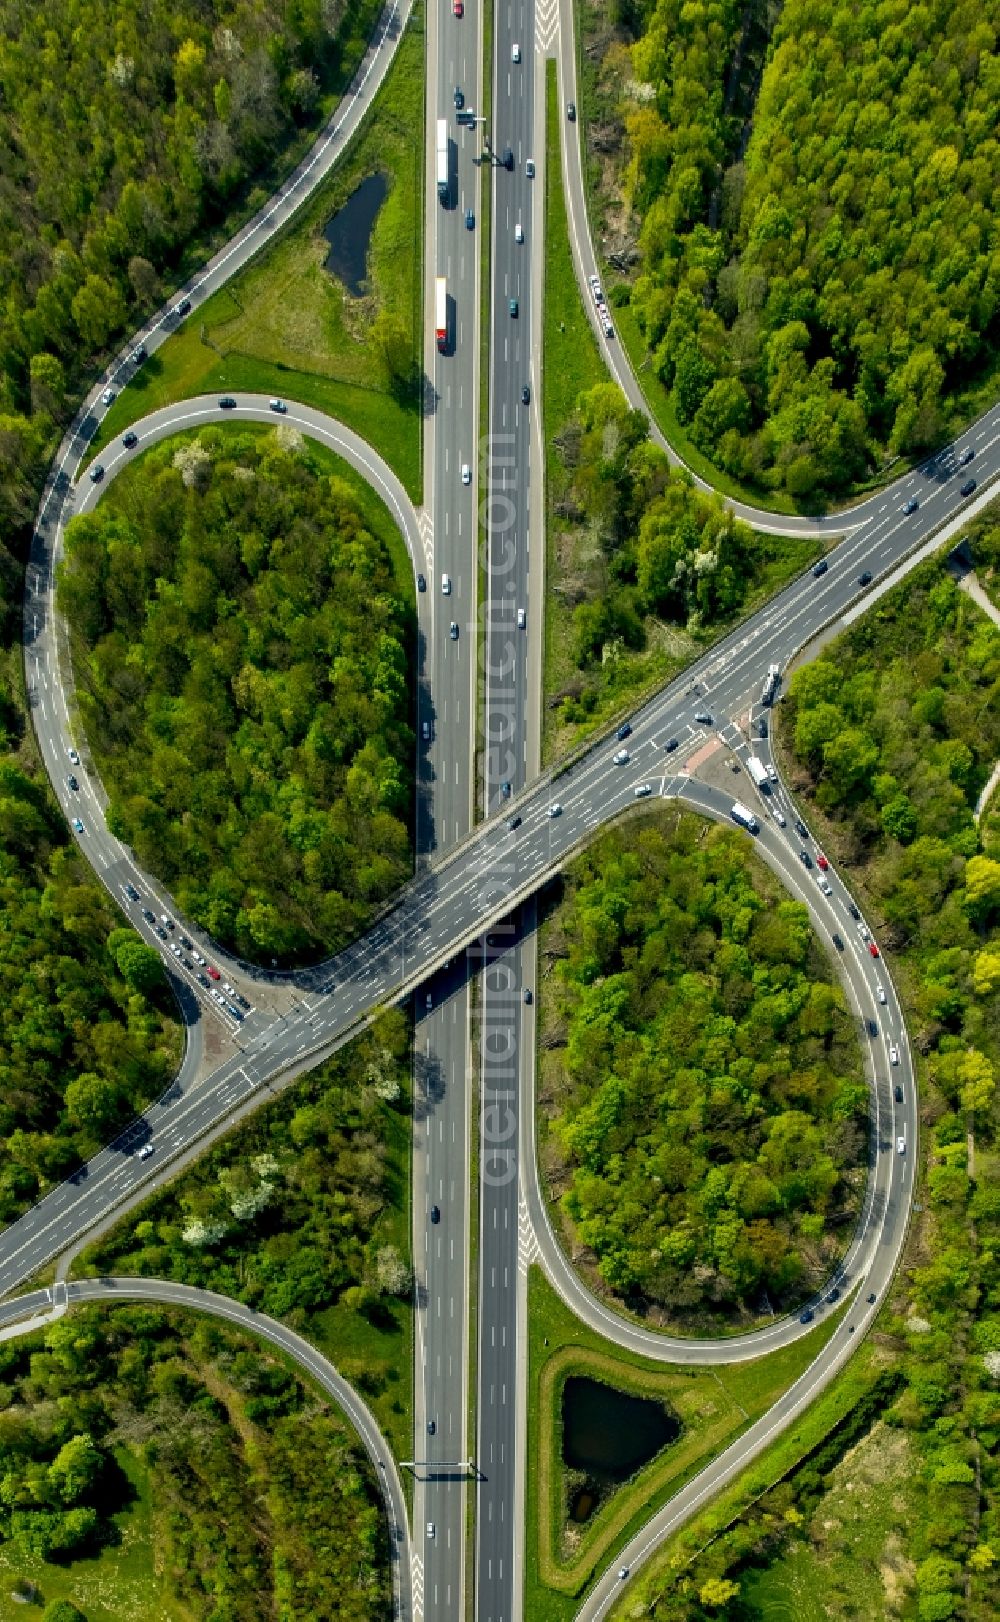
12 2 1000 1614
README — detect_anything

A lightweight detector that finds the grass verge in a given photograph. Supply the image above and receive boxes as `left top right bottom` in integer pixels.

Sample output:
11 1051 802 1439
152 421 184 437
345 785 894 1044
607 1339 890 1620
91 6 426 501
525 1267 844 1620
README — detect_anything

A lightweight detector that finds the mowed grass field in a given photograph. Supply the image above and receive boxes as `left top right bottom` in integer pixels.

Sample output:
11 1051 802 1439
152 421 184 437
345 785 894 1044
93 8 426 500
525 1268 845 1621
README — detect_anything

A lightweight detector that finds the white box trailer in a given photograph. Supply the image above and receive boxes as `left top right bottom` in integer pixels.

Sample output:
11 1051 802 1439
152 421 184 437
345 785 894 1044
435 277 448 350
731 802 759 833
436 118 449 200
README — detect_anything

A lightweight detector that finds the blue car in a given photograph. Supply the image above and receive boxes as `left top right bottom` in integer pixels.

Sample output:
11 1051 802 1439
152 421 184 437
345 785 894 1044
466 208 475 230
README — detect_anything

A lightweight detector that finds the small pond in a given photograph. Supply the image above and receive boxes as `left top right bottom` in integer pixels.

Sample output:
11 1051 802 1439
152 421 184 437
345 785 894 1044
562 1375 679 1487
323 172 389 295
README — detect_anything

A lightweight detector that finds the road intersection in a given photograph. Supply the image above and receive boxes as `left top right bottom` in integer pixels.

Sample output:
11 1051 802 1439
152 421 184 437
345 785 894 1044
7 2 1000 1619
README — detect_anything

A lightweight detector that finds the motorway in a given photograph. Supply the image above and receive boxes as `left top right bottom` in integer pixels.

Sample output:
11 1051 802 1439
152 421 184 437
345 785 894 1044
0 1278 413 1622
10 1 1000 1617
415 0 486 1614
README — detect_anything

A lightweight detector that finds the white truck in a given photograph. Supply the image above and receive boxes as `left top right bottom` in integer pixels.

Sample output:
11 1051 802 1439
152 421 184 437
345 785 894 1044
731 802 759 833
761 662 781 706
435 277 448 351
436 118 449 201
747 756 770 791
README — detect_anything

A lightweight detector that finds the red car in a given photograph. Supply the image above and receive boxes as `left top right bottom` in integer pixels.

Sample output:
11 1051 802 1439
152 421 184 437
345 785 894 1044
868 942 880 958
207 966 221 981
816 851 830 870
452 0 463 12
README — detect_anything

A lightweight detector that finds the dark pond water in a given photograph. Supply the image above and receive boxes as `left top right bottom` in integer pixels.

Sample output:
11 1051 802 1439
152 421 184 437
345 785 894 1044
323 172 389 295
562 1376 679 1485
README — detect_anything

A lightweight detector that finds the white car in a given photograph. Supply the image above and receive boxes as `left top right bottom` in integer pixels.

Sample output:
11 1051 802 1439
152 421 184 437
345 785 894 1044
427 1522 436 1540
139 1143 154 1160
100 387 115 407
634 783 652 798
818 877 832 896
547 803 562 818
68 747 80 765
771 807 786 827
515 222 524 243
512 42 520 60
877 984 887 1004
441 573 452 594
613 749 629 765
517 607 526 629
170 944 182 958
525 158 535 177
462 463 471 484
767 763 778 782
889 1043 899 1064
897 1136 906 1155
192 950 206 966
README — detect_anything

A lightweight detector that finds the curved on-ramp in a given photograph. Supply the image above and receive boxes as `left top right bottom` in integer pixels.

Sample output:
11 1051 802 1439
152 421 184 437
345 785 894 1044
0 1277 413 1622
522 771 915 1370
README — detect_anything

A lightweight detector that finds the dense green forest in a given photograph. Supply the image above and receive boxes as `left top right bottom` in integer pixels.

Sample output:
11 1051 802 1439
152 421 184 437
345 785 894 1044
625 553 1000 1619
547 380 812 738
0 0 381 582
0 669 179 1221
79 1008 412 1450
57 429 414 963
538 812 865 1330
592 0 1000 500
0 1305 389 1619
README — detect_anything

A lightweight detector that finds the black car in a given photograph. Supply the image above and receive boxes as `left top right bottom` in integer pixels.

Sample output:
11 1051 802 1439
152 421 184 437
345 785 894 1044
799 849 813 868
867 1019 878 1037
466 208 475 230
566 102 576 120
867 1291 877 1304
961 478 977 497
799 1309 814 1324
123 430 138 449
903 497 919 515
858 570 872 586
826 1287 841 1304
156 926 168 940
694 711 713 725
125 884 140 902
503 146 514 170
427 1419 436 1434
430 1205 440 1224
848 902 861 920
175 297 191 316
180 935 192 949
454 84 464 107
142 909 156 924
523 987 532 1004
617 722 631 740
507 815 521 831
795 819 809 839
67 774 78 791
417 573 426 592
219 395 237 409
894 1084 903 1102
197 973 211 988
664 738 678 752
89 463 105 483
521 384 530 404
501 781 511 798
812 559 828 578
757 718 768 738
832 933 844 950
